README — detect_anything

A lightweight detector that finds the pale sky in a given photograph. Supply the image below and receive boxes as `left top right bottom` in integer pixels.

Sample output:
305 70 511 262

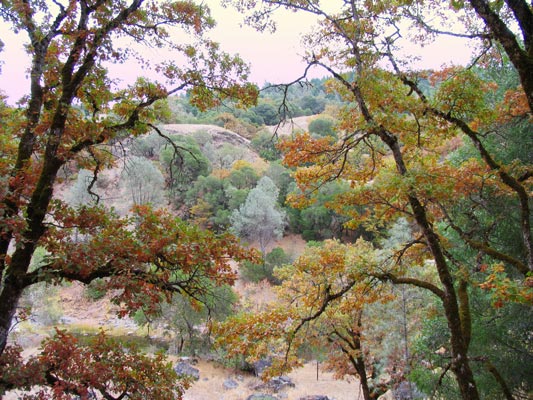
0 1 472 105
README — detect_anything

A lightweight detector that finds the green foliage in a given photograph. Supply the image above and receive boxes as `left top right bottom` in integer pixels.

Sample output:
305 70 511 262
21 283 62 327
300 95 326 115
131 132 168 159
84 278 107 301
19 248 62 326
265 246 291 267
160 136 211 204
259 78 335 119
206 141 250 169
0 0 261 397
214 112 259 138
230 177 286 255
122 156 166 206
240 247 290 284
228 164 260 189
265 161 294 204
251 102 280 125
288 181 352 240
65 169 99 207
308 117 336 139
135 284 238 356
184 163 261 231
251 130 282 161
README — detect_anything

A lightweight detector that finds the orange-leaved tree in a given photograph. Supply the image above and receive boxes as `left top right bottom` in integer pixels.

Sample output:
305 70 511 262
0 0 258 398
224 1 532 400
216 239 393 400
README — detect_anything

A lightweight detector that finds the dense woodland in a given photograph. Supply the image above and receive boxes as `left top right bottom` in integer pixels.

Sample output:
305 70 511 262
0 1 532 399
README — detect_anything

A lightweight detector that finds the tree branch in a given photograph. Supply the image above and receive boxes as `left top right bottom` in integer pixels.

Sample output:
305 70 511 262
375 272 445 300
468 0 533 110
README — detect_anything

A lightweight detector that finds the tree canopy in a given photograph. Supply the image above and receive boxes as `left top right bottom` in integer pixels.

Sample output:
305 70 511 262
220 1 532 399
1 1 532 399
0 0 258 397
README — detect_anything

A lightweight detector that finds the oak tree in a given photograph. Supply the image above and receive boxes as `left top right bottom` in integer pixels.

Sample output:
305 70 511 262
0 0 257 397
225 1 532 399
217 239 393 400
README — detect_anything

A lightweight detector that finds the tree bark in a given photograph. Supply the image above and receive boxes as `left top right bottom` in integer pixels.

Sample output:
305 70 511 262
383 134 480 400
468 0 533 112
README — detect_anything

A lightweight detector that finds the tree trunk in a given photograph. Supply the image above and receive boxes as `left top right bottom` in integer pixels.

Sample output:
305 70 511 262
468 0 533 112
385 135 480 400
0 281 25 355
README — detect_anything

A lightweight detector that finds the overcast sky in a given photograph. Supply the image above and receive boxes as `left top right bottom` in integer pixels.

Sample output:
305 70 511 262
0 1 472 105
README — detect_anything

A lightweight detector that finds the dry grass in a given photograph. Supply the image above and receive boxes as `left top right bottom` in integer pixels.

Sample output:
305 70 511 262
184 359 361 400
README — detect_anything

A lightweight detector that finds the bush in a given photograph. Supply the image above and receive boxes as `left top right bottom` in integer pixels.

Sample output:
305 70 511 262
240 247 290 285
84 278 107 301
308 117 336 139
251 131 282 161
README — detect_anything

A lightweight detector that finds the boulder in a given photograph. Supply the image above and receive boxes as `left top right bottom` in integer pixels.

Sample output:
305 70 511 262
299 396 330 400
223 378 239 390
246 394 278 400
253 357 272 377
174 362 200 381
394 381 424 399
254 375 295 393
268 375 295 392
377 390 395 400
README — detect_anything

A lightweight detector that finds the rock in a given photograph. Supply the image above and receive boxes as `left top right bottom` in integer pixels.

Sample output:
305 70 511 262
394 381 424 399
223 378 239 390
254 375 295 393
59 316 76 325
178 356 198 365
174 362 200 381
299 397 330 400
253 357 272 377
268 375 295 392
377 390 395 400
246 394 278 400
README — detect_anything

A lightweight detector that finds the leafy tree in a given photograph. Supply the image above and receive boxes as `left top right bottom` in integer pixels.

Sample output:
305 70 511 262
0 1 257 397
210 142 249 170
65 169 100 207
134 282 238 356
265 160 294 204
131 132 168 159
217 239 393 400
215 112 258 138
252 102 280 125
240 246 290 284
226 2 532 400
2 329 187 399
185 163 260 231
122 156 165 206
308 116 336 139
299 95 326 115
160 135 211 204
231 176 286 256
227 162 260 189
251 130 283 161
288 181 354 241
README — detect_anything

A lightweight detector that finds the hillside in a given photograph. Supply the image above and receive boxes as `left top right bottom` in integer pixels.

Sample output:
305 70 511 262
266 116 312 136
162 124 253 148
